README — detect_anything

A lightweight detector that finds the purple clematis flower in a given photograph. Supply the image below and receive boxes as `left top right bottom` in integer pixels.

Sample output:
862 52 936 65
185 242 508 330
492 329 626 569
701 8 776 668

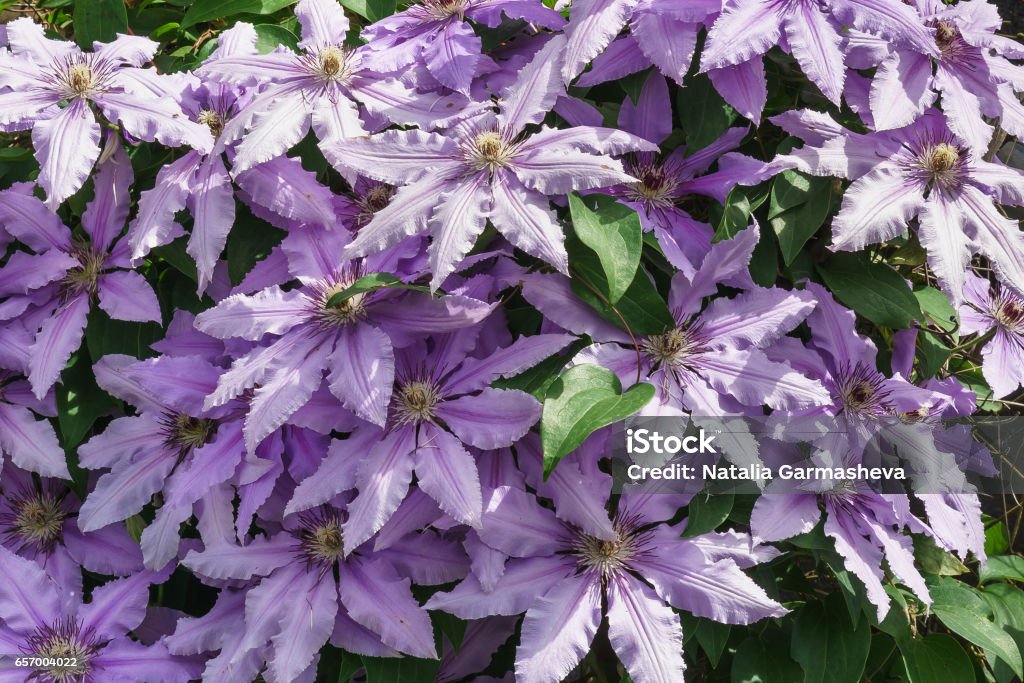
197 0 466 174
775 108 1024 303
126 23 339 293
337 327 575 553
0 549 201 682
600 72 769 276
427 460 785 682
959 272 1024 399
0 462 143 601
195 224 494 452
0 373 67 478
75 353 258 570
525 227 831 416
700 0 938 107
327 34 657 289
0 18 212 207
181 502 456 681
0 146 162 400
863 0 1024 150
361 0 566 94
751 473 931 619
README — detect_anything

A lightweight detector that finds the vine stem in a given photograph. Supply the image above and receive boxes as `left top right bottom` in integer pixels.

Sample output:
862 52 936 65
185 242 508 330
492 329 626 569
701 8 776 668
569 268 644 386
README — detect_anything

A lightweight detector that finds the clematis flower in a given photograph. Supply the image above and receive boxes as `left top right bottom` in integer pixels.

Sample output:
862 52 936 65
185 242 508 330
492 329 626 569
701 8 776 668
361 0 565 94
0 146 162 400
600 73 769 276
525 227 831 416
196 0 466 174
195 224 494 452
864 0 1024 150
338 328 575 553
0 373 67 478
181 502 457 681
0 462 143 596
751 472 932 619
126 22 339 293
427 462 785 682
700 0 938 107
0 18 212 207
326 34 657 289
959 272 1024 398
775 109 1024 303
74 353 274 572
0 548 201 682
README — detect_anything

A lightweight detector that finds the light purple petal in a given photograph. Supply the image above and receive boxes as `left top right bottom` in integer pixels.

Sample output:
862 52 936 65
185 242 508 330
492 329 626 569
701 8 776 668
231 85 313 173
426 555 573 618
709 59 768 123
869 49 935 130
633 13 698 85
344 175 449 258
427 173 491 290
269 572 338 683
188 154 236 293
415 423 483 528
477 485 565 558
830 168 924 251
701 0 782 70
500 34 567 132
82 145 133 252
80 571 156 638
77 448 178 532
327 324 394 427
195 286 307 341
0 403 68 479
127 152 199 260
783 4 845 104
27 295 90 400
750 492 821 542
563 0 637 83
436 389 540 450
606 573 687 683
490 173 568 275
444 333 575 395
296 0 350 49
98 270 162 323
0 546 59 635
343 427 417 553
32 99 101 208
516 573 602 683
183 534 296 581
424 21 481 94
323 129 460 185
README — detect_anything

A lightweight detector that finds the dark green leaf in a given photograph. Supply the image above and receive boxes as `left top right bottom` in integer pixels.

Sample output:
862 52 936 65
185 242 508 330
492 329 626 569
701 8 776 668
253 24 299 53
74 0 128 48
929 576 1023 678
339 0 399 21
492 343 580 400
980 555 1024 584
541 364 654 476
914 535 968 576
791 596 871 683
682 493 734 537
568 193 642 304
731 637 802 683
362 656 440 683
713 185 767 243
914 286 958 333
900 634 976 683
57 352 116 449
694 619 730 668
85 309 163 361
917 330 949 379
678 74 738 154
769 173 835 265
817 252 922 328
182 0 296 28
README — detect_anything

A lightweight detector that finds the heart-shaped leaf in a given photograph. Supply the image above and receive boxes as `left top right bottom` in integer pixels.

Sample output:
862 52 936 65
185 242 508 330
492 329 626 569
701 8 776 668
541 364 653 477
568 193 642 304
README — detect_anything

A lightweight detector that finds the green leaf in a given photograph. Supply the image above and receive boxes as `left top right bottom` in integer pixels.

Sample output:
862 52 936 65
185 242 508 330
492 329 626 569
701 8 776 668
769 173 835 265
817 253 922 329
492 343 579 400
682 493 734 537
339 0 399 21
713 185 767 243
791 596 871 683
731 637 802 683
568 193 642 304
253 24 299 53
73 0 128 48
917 330 949 379
914 535 968 576
985 517 1011 556
900 634 977 683
914 286 959 333
85 309 163 361
929 576 1023 678
227 204 286 285
57 352 116 449
694 619 731 668
678 74 737 154
980 556 1024 584
768 169 813 218
182 0 296 28
362 656 440 683
324 273 430 308
540 364 654 476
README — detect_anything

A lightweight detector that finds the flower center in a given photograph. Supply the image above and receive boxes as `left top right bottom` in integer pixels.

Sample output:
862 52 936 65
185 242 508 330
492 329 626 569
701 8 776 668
67 63 94 95
25 617 100 683
422 0 470 19
63 245 106 296
928 143 959 172
161 413 215 454
394 381 440 425
913 140 966 192
296 511 345 567
570 516 650 579
197 109 226 138
10 493 66 551
835 363 892 416
317 47 351 82
642 325 707 370
468 131 514 171
320 283 367 326
356 183 395 227
993 292 1024 332
625 158 679 210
